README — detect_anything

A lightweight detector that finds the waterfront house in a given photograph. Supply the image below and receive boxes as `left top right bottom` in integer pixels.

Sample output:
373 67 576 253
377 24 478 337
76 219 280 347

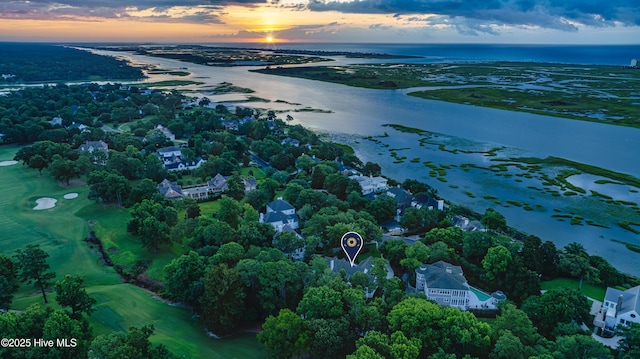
416 261 470 310
350 175 388 195
594 285 640 332
452 215 485 232
412 193 445 211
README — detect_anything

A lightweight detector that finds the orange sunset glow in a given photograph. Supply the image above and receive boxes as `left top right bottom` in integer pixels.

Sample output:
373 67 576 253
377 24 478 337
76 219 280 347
0 1 637 43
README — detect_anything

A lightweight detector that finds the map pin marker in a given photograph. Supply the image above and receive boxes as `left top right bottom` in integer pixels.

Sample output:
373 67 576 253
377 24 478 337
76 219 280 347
341 231 364 267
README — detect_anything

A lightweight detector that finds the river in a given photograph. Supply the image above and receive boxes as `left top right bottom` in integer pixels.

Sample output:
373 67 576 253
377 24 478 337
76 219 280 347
90 49 640 276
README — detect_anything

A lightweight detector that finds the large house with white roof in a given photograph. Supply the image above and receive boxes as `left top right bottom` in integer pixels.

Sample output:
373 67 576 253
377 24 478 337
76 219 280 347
350 175 388 195
594 285 640 332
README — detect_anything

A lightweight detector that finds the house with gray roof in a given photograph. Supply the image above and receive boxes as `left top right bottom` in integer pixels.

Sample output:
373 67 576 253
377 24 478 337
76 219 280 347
594 285 640 332
451 215 485 232
207 173 228 193
386 186 413 216
260 198 298 232
412 193 444 211
326 256 377 298
78 140 109 154
416 261 470 310
157 179 184 199
243 177 258 192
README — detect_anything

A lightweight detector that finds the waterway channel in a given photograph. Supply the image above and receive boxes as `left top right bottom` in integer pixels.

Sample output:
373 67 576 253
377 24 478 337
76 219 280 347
89 49 640 276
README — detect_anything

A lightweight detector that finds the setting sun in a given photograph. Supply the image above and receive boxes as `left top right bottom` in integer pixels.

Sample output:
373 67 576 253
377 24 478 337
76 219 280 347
266 36 274 43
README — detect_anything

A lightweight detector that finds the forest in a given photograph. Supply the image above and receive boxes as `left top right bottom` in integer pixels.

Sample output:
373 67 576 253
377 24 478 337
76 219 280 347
0 43 143 83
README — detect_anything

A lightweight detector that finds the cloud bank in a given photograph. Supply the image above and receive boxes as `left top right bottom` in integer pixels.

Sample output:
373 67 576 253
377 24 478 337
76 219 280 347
307 0 640 32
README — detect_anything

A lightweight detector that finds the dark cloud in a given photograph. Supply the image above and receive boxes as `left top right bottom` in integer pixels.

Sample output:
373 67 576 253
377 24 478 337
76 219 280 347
0 0 265 21
307 0 640 32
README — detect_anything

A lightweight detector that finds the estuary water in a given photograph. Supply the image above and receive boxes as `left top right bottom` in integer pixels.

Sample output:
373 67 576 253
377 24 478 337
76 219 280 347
91 46 640 276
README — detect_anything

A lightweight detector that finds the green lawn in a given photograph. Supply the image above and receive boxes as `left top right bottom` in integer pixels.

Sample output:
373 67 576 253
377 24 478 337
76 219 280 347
540 277 607 301
0 145 266 358
240 166 266 180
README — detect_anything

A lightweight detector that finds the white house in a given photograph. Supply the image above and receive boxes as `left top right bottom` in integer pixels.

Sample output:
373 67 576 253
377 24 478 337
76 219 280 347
181 185 209 200
157 146 205 172
631 59 638 68
350 175 388 195
594 285 640 332
260 198 299 232
157 146 183 163
78 140 109 154
416 261 471 310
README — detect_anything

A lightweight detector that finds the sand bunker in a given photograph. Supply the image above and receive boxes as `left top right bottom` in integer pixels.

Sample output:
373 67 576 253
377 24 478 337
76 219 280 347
63 193 79 199
0 160 18 166
33 197 57 210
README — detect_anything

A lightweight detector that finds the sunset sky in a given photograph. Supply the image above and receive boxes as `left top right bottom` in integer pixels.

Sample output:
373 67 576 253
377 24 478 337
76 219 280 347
0 0 638 44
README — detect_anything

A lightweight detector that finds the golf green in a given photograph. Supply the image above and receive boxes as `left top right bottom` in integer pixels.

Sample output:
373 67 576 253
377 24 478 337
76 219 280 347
0 145 266 358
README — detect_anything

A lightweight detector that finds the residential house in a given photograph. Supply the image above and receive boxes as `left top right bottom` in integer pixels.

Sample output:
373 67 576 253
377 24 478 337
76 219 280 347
68 122 89 132
280 226 306 261
243 177 258 192
78 140 109 154
326 256 377 298
451 215 485 232
157 146 205 172
221 119 239 131
350 175 388 195
416 261 471 310
336 161 360 176
412 193 445 211
260 197 299 232
49 116 63 126
386 186 414 217
155 125 175 141
381 220 405 235
157 146 183 164
164 157 206 172
157 179 184 199
281 137 300 147
182 185 210 201
594 285 640 332
77 140 109 164
208 173 228 193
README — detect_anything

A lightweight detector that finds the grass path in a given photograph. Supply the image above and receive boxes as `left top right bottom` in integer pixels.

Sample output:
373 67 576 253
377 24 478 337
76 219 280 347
0 145 266 358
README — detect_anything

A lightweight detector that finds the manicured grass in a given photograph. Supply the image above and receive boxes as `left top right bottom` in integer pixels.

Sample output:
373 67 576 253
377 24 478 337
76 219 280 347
240 166 267 180
88 284 266 358
359 243 382 261
0 145 265 357
541 277 606 301
198 199 222 217
75 203 186 280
